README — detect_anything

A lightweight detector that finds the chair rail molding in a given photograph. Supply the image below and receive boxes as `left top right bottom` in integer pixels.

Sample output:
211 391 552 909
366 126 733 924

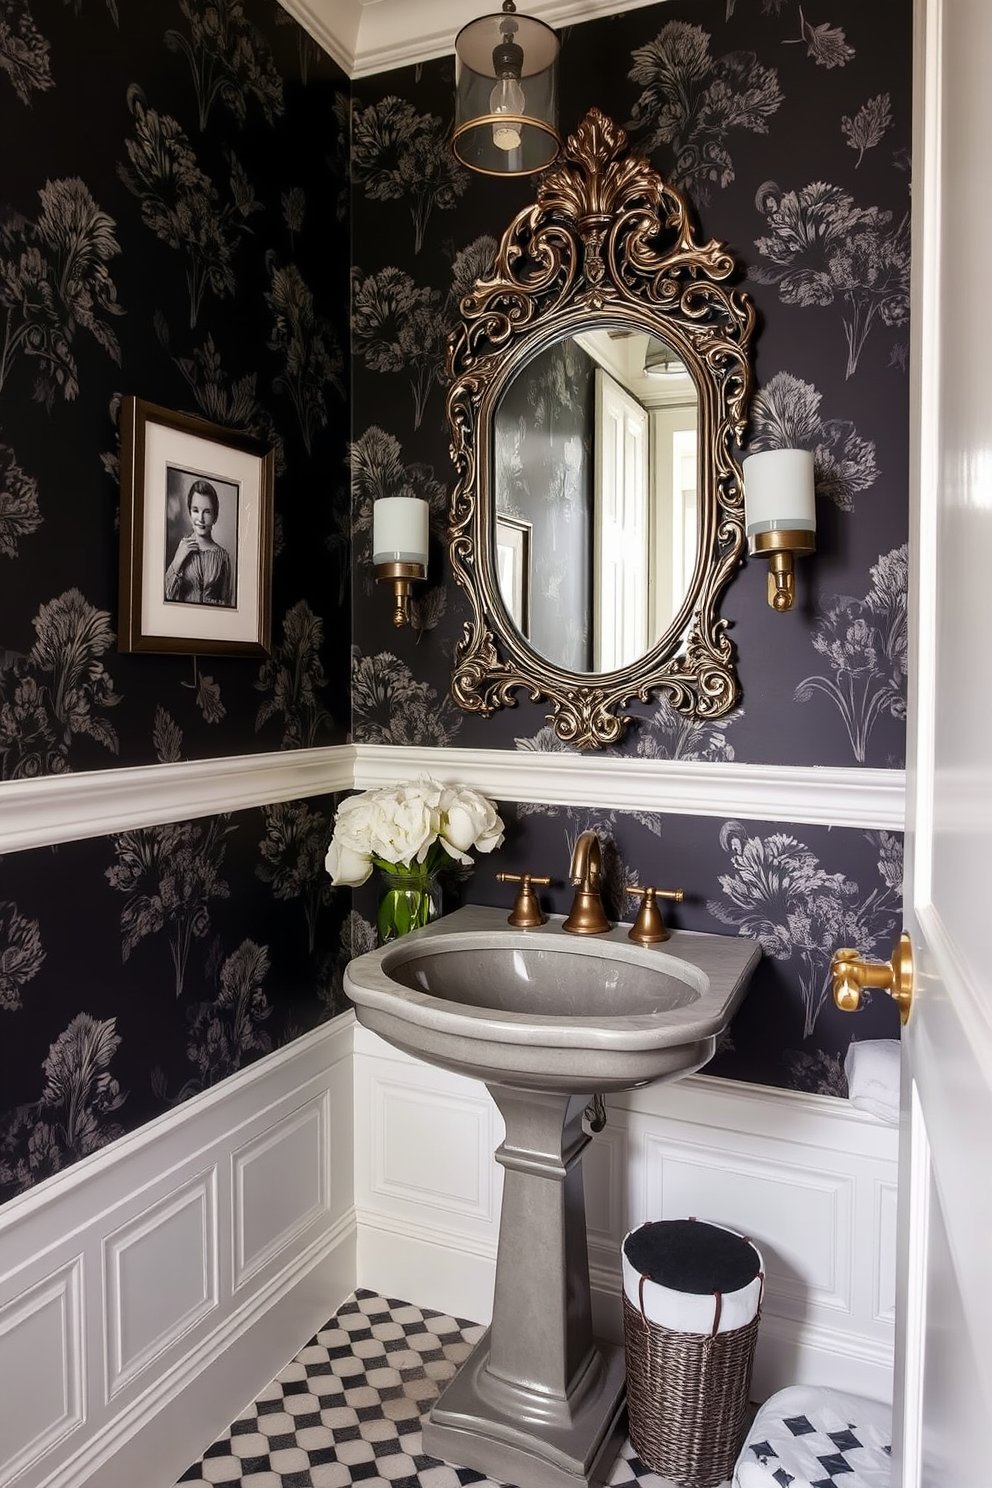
0 743 904 856
0 746 356 854
353 745 906 832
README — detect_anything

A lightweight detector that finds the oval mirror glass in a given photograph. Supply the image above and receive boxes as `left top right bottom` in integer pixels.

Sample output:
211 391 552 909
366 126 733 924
493 328 699 674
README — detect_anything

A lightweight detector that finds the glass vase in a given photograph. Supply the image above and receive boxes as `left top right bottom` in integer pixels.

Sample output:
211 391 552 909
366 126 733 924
376 866 442 945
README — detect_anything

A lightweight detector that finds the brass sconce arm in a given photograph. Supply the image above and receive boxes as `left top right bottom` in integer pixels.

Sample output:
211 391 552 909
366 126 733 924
375 560 426 628
372 497 429 628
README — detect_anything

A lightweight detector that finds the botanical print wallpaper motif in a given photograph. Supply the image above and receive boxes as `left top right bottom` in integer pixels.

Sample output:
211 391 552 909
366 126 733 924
343 800 905 1096
1 0 349 779
0 0 351 1204
348 0 912 1093
0 794 349 1201
349 0 911 771
0 0 915 1205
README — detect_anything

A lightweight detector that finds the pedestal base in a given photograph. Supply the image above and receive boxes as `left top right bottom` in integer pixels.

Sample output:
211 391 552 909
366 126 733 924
424 1330 628 1488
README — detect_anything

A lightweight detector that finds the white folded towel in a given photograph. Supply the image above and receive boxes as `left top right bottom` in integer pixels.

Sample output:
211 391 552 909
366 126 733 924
844 1038 901 1125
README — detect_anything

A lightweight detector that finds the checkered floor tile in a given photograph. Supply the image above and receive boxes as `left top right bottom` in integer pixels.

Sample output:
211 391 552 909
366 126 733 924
174 1289 721 1488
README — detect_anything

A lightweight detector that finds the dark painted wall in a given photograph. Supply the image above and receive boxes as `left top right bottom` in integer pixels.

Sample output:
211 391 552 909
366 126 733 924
0 0 353 1203
348 0 911 1087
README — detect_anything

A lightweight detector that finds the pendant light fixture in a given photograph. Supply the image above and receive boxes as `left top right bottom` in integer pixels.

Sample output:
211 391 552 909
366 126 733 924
643 336 689 379
453 0 560 177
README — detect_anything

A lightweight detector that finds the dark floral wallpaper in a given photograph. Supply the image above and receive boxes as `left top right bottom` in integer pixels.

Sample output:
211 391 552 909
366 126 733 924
349 0 910 769
0 0 912 1206
347 0 911 1084
0 0 353 1203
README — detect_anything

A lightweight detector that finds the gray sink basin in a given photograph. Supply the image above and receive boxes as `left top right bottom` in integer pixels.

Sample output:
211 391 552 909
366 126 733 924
344 903 760 1093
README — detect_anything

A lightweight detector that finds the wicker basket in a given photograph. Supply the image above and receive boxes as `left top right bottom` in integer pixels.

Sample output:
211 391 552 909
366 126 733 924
621 1221 763 1488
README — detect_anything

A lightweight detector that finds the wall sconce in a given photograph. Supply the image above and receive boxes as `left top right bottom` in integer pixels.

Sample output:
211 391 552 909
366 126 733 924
373 497 429 628
742 448 816 612
452 0 560 177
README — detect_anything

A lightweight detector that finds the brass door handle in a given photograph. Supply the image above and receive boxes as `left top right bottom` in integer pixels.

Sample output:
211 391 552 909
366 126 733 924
831 932 914 1025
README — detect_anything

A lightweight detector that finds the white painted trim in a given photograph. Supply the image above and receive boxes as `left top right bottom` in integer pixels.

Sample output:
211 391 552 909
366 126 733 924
0 742 904 857
353 744 906 831
279 0 669 79
0 1014 354 1236
0 1019 357 1488
0 745 354 855
352 1026 899 1402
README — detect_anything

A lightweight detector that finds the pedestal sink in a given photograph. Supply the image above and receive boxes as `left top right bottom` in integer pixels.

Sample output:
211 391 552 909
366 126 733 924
344 904 760 1488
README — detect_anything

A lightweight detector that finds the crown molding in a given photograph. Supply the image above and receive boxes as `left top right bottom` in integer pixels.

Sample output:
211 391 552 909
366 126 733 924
279 0 667 79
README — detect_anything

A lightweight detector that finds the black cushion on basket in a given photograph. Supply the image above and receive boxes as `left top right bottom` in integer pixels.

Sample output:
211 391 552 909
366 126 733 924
624 1220 759 1295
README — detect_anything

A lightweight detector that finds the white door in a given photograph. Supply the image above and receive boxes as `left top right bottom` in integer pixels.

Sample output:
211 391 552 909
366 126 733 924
884 1 992 1482
593 369 649 670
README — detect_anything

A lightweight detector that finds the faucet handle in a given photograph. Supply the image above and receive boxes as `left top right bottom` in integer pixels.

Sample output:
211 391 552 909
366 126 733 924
625 885 684 946
496 872 552 928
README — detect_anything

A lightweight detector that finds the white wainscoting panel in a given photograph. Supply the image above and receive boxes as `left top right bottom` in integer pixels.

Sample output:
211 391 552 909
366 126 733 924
353 744 905 831
636 1131 854 1314
233 1093 329 1288
352 1029 899 1405
0 1259 84 1488
104 1172 219 1399
372 1078 495 1219
353 1028 503 1322
0 1018 356 1488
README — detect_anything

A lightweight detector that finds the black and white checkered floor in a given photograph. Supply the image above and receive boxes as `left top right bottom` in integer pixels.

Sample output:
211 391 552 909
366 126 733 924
174 1289 689 1488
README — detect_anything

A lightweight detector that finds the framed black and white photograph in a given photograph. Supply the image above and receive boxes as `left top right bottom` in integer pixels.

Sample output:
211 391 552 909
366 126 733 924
118 396 275 655
495 514 532 638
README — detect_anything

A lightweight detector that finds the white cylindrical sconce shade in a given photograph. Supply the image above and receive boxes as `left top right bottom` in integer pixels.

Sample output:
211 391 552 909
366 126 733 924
742 448 816 537
373 497 429 569
453 7 560 176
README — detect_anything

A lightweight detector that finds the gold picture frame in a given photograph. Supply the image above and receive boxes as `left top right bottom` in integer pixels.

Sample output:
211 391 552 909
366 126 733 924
118 397 275 655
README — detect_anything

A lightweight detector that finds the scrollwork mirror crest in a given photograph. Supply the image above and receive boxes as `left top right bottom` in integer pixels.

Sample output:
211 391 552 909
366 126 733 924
445 108 755 749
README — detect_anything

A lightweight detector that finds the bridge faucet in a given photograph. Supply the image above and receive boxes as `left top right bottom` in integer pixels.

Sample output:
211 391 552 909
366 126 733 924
563 830 611 935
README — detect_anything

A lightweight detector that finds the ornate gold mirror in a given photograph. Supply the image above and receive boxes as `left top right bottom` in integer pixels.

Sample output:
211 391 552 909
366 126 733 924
446 109 756 748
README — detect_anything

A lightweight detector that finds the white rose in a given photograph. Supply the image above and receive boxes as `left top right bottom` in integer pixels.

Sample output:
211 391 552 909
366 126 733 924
324 836 373 886
439 785 505 863
366 782 440 867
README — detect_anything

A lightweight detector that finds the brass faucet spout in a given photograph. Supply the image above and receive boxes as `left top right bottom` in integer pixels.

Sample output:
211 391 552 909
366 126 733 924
569 829 600 889
563 831 611 934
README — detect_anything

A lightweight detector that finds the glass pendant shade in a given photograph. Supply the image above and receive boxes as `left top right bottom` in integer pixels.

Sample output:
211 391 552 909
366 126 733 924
643 337 688 379
453 3 560 176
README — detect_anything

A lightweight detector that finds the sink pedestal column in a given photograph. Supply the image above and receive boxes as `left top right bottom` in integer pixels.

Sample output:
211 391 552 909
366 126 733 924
423 1086 627 1488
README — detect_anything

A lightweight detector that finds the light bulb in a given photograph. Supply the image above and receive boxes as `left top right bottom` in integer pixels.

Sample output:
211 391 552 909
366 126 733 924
490 75 525 151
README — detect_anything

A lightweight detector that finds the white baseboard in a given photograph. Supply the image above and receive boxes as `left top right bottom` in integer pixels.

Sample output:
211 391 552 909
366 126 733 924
0 1020 359 1488
353 1026 898 1404
357 1217 496 1326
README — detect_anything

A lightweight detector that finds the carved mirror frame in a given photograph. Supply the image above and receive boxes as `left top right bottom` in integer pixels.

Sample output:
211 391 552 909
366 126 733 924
446 109 756 749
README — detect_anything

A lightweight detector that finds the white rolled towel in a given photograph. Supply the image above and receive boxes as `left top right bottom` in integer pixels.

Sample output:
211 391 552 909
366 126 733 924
844 1039 901 1125
622 1218 763 1335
